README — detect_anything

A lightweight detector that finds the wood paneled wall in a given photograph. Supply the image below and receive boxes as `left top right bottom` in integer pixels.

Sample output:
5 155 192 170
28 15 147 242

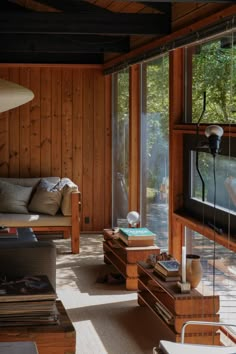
0 64 112 232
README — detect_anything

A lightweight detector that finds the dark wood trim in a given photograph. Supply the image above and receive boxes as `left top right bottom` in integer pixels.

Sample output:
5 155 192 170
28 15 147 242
104 4 236 71
174 212 236 253
104 75 112 228
169 48 185 257
129 64 140 213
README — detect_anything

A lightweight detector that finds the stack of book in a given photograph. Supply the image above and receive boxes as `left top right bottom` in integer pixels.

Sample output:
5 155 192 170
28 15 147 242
0 227 18 239
153 259 181 282
0 275 58 326
154 297 174 325
118 227 156 247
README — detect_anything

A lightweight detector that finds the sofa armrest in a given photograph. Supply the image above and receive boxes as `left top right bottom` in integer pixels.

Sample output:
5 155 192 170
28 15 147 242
60 179 79 216
71 191 81 254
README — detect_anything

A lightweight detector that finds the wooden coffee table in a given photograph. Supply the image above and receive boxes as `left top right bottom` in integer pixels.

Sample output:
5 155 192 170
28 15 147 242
0 301 76 354
103 229 160 290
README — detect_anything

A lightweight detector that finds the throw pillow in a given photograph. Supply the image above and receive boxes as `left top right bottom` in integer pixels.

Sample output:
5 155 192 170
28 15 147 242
28 179 62 216
0 180 33 214
57 178 79 216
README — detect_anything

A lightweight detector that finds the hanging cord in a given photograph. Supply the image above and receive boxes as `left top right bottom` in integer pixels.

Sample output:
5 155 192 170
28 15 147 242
212 155 217 300
196 91 206 201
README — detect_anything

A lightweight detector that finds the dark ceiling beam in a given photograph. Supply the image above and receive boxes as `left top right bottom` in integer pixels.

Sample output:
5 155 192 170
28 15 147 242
0 52 103 64
0 34 130 53
2 0 29 11
0 12 170 35
132 0 233 2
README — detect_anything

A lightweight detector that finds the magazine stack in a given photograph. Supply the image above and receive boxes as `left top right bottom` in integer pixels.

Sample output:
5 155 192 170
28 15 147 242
0 275 58 326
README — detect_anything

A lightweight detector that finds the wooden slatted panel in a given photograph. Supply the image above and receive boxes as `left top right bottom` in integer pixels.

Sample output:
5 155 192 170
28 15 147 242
87 0 157 13
0 68 9 177
72 69 83 188
51 68 62 177
30 67 41 177
82 70 94 231
8 68 20 177
19 67 31 177
40 67 52 177
62 69 73 178
172 3 229 31
0 64 107 232
93 69 105 230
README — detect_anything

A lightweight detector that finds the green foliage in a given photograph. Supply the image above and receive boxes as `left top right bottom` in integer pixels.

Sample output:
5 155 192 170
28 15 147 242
191 39 236 123
145 56 169 191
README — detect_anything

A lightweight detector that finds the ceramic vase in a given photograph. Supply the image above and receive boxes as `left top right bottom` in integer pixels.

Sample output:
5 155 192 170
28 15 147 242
186 254 203 288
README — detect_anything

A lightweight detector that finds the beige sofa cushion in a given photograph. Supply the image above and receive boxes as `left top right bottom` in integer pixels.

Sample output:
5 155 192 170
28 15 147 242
0 180 33 214
58 178 78 216
28 179 62 216
0 213 72 227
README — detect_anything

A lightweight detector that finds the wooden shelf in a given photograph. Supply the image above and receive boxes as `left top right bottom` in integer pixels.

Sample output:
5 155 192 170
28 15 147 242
103 229 160 290
137 262 220 344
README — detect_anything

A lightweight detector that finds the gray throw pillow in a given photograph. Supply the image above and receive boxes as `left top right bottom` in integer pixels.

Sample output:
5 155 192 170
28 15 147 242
28 179 62 216
0 180 33 214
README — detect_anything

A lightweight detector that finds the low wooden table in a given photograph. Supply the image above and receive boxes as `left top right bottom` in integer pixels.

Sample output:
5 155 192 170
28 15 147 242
0 341 38 354
0 301 76 354
103 229 160 290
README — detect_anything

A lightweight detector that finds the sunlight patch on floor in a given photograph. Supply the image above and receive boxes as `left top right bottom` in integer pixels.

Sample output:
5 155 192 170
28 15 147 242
57 287 137 309
73 320 108 354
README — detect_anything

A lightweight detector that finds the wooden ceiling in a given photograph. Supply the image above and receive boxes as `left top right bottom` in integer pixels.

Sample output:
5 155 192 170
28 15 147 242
0 0 234 64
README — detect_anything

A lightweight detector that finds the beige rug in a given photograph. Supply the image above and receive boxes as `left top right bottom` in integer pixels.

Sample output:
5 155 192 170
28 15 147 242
54 234 161 354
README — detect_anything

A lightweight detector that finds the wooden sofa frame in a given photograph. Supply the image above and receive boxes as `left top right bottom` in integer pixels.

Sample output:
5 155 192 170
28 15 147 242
33 191 81 254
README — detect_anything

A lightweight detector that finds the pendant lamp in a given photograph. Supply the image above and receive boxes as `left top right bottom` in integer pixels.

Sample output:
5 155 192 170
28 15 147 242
0 78 34 113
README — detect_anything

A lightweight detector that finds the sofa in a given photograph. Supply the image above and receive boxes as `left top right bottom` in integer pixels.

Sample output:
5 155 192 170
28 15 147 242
0 177 81 254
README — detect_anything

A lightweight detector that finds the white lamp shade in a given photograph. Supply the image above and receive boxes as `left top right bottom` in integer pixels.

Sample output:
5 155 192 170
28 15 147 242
205 125 224 138
0 78 34 113
127 211 140 227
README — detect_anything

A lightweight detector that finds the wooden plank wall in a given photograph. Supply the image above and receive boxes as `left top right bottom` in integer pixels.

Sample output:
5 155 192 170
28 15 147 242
0 64 111 232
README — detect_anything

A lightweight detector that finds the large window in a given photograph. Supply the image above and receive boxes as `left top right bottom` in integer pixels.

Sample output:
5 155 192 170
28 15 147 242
186 228 236 331
112 70 129 227
182 27 236 336
183 134 236 235
185 31 236 124
183 30 236 237
141 55 169 250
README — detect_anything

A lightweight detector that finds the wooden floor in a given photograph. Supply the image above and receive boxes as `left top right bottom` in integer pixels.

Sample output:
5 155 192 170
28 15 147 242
54 234 163 354
54 233 236 353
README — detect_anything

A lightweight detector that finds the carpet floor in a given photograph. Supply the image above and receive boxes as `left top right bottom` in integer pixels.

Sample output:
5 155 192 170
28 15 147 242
54 234 161 354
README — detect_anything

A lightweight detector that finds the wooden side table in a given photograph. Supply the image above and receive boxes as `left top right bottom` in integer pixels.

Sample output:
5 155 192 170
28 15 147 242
103 229 160 290
137 261 220 344
0 301 76 354
0 341 38 354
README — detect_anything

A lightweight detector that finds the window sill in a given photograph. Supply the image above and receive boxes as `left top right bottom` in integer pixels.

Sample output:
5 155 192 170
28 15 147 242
173 211 236 252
